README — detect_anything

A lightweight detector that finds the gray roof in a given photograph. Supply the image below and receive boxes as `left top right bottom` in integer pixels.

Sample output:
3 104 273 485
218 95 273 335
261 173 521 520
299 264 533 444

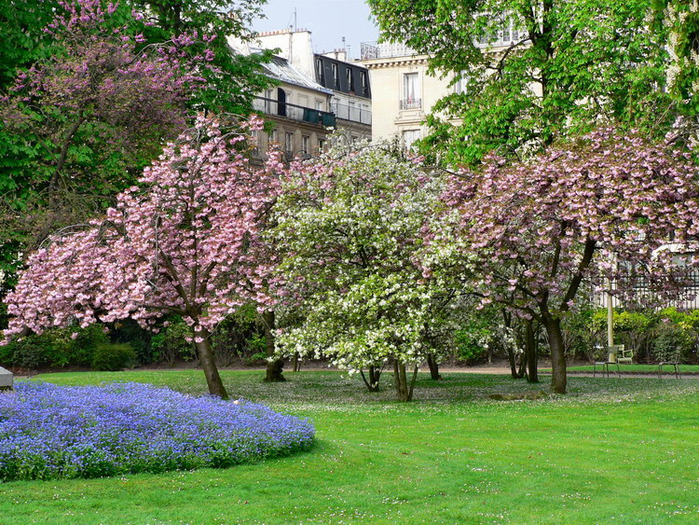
262 55 333 95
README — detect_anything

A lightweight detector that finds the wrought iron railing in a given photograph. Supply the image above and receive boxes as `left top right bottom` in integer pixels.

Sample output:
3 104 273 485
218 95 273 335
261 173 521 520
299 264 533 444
253 97 336 128
399 98 423 110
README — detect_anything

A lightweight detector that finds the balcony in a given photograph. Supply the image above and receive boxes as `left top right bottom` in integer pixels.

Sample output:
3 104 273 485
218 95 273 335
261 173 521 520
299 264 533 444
361 42 418 60
253 97 336 128
399 98 422 111
332 102 372 125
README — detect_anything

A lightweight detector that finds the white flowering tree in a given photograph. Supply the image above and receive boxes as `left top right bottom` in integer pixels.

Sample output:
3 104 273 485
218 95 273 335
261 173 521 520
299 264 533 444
271 144 448 401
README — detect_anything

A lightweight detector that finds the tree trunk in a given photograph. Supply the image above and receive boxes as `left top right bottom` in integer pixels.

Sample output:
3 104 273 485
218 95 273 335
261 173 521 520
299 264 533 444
426 353 441 380
292 352 301 372
507 346 525 379
360 365 382 392
393 361 418 402
543 316 567 393
503 309 524 379
262 311 286 383
194 327 229 399
525 319 539 383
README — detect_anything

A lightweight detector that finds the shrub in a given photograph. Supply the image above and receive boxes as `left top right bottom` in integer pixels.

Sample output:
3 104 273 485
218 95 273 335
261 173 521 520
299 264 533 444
453 328 490 365
211 304 267 367
0 382 315 481
0 325 108 370
108 320 153 365
243 351 268 366
652 319 694 363
150 317 196 366
91 343 137 371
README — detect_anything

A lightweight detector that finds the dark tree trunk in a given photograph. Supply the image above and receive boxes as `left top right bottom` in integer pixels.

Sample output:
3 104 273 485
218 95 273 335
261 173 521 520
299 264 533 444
503 309 524 379
524 319 539 383
507 346 526 379
393 361 418 402
426 353 442 380
360 365 382 392
262 311 286 383
292 352 301 372
194 327 229 399
543 316 567 393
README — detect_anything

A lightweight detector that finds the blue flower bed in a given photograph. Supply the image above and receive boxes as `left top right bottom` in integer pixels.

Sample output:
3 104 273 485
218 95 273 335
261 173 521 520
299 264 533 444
0 382 314 481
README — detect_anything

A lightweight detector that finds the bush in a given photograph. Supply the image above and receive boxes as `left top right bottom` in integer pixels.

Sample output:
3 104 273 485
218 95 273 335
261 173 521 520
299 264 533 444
211 304 267 367
0 325 109 370
243 351 268 366
453 328 490 365
91 343 137 371
108 320 153 365
0 382 315 481
150 317 196 366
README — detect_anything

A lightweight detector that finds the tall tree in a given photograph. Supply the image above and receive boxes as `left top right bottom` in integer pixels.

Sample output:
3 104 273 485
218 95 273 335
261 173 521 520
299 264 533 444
368 0 681 165
3 116 284 398
436 129 699 393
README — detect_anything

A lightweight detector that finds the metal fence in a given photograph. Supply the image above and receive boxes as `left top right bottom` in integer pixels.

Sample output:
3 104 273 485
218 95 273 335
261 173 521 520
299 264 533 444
591 270 699 311
253 97 336 128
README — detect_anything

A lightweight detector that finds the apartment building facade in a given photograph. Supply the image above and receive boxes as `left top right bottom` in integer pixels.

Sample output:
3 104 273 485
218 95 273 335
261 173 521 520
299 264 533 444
253 29 372 145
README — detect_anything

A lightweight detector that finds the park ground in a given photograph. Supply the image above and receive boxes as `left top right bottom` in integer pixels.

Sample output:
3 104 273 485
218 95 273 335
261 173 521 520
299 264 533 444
0 368 697 524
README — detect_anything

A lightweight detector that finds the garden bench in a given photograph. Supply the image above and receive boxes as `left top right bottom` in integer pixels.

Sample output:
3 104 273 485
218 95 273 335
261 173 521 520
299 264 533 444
657 361 680 379
593 344 628 378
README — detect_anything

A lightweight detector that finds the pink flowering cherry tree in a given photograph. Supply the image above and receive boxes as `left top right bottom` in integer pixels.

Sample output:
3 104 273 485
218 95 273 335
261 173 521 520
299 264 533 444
4 116 284 398
439 129 699 394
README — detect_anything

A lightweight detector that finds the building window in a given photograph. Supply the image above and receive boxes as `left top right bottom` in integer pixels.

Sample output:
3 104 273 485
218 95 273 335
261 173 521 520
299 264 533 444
476 15 524 47
277 88 287 117
315 58 325 84
318 139 325 153
348 100 356 121
269 129 278 145
285 132 294 155
401 72 421 110
402 129 421 150
454 74 468 94
264 89 272 113
346 67 355 93
315 99 324 111
360 71 369 96
332 63 340 88
251 129 260 156
302 135 309 155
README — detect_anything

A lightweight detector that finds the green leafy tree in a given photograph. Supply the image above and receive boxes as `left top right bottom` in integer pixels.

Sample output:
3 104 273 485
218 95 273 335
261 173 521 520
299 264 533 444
368 0 689 165
0 0 60 89
130 0 275 114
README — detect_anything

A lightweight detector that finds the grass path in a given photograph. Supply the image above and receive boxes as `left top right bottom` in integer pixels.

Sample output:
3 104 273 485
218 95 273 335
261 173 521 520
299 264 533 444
0 370 697 524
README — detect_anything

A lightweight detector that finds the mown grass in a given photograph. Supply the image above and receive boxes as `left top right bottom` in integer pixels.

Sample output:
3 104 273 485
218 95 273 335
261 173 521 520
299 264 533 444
1 369 697 524
565 364 699 375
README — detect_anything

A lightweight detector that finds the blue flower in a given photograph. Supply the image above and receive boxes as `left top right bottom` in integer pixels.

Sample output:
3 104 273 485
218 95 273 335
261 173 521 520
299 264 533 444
0 382 314 481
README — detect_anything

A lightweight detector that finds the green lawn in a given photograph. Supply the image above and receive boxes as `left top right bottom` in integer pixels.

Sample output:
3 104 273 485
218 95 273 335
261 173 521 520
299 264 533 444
566 364 699 375
1 369 697 524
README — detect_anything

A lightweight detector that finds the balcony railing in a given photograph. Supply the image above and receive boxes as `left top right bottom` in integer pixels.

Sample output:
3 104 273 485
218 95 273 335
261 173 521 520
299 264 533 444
253 97 336 128
361 42 418 60
332 102 372 125
399 98 422 111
